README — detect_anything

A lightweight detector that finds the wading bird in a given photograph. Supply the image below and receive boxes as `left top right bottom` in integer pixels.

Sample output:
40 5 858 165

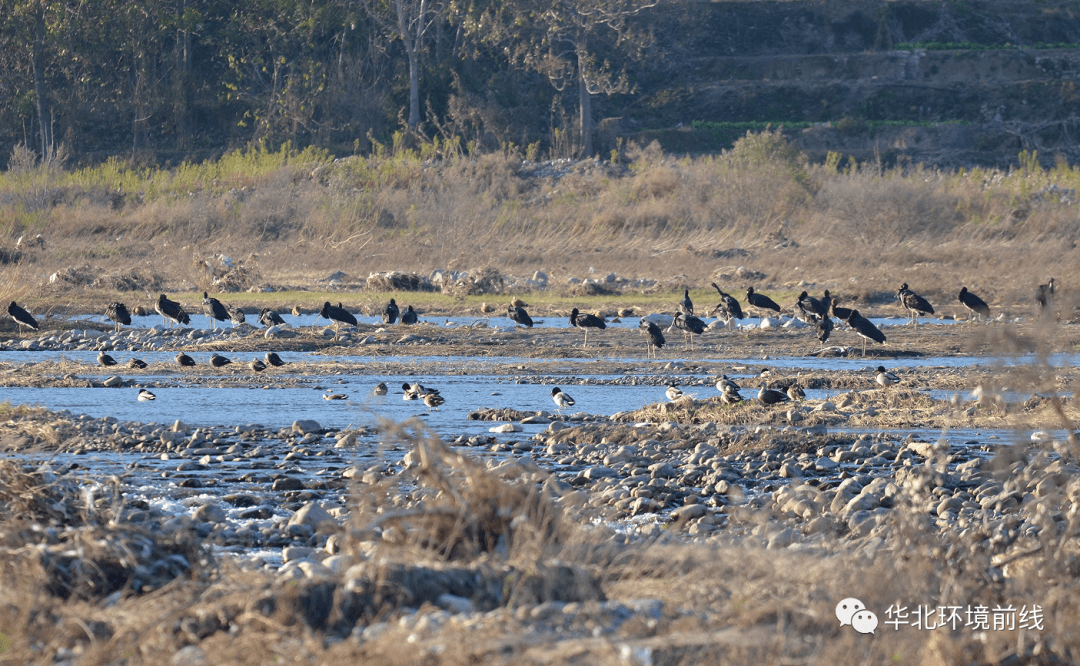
250 358 266 372
210 353 231 368
758 382 790 405
957 287 990 321
105 302 131 332
265 352 285 367
320 302 357 330
639 319 665 358
678 289 694 316
424 391 445 412
829 298 853 323
796 291 830 322
875 366 900 387
551 387 575 414
671 313 706 350
844 309 886 357
746 287 781 320
383 299 400 324
1036 278 1056 313
202 292 229 329
508 305 533 328
259 308 286 327
897 283 934 328
709 283 744 321
157 294 190 328
8 301 38 333
175 352 195 368
816 315 833 344
716 375 740 393
228 306 246 328
720 385 743 405
138 389 156 401
97 351 117 367
570 308 607 347
401 305 418 325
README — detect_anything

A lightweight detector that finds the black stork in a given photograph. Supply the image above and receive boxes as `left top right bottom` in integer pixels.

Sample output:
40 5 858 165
383 299 400 324
1036 277 1056 312
570 308 607 347
156 294 190 328
671 313 706 350
816 315 834 344
844 309 886 357
709 283 744 321
320 302 357 330
202 292 229 329
508 305 533 328
259 308 286 327
105 302 131 332
897 283 934 328
829 298 854 323
957 287 990 322
678 289 694 316
8 301 38 333
400 305 418 325
746 287 781 320
639 319 665 358
228 305 246 328
796 290 830 322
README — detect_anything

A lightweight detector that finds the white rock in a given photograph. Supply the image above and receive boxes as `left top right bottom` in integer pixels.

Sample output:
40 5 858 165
288 502 338 532
292 419 323 434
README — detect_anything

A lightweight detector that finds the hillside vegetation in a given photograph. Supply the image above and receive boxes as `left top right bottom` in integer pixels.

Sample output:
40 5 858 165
6 1 1080 168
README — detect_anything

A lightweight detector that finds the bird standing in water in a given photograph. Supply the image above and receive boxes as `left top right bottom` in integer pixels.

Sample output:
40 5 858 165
550 387 575 414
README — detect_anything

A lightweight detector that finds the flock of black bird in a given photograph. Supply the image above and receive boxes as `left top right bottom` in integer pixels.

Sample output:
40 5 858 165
0 278 1057 410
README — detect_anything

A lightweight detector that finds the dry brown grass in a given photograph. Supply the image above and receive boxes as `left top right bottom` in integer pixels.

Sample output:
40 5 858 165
4 133 1080 307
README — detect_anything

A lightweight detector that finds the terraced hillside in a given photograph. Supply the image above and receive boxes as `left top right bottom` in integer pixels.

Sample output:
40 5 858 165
621 1 1080 168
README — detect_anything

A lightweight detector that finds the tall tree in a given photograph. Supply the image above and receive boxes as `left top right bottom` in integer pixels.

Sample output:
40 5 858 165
478 0 657 156
362 0 446 130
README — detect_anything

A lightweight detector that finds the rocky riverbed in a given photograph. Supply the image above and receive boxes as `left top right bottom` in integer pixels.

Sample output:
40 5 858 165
2 318 1079 664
